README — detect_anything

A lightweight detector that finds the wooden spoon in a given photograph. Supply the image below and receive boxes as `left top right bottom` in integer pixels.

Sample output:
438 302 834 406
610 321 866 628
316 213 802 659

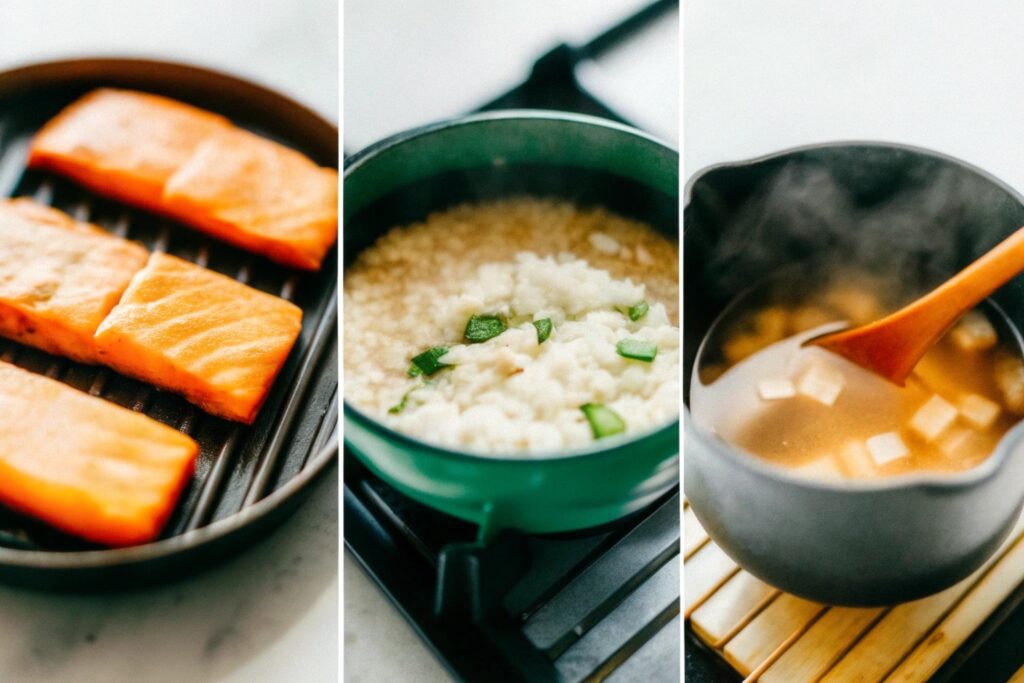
805 226 1024 385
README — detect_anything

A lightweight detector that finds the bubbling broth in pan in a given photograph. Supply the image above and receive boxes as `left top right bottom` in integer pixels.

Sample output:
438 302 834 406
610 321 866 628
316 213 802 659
691 273 1024 480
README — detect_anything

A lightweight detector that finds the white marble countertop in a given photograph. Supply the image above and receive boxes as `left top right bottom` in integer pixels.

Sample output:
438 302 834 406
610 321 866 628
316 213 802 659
342 2 676 680
0 2 338 682
0 472 338 683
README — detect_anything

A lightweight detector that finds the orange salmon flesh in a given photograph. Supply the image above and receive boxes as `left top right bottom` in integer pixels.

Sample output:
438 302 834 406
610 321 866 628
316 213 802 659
0 199 148 364
29 88 338 271
95 252 304 424
0 361 198 546
0 199 303 424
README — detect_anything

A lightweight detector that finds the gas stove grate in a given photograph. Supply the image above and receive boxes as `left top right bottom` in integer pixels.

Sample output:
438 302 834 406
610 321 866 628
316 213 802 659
345 454 680 682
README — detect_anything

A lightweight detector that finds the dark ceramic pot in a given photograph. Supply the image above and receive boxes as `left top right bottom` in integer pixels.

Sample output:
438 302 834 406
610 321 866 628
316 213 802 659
684 142 1024 606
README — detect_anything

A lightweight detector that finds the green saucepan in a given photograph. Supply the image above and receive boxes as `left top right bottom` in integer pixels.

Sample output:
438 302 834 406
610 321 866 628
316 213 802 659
343 111 679 541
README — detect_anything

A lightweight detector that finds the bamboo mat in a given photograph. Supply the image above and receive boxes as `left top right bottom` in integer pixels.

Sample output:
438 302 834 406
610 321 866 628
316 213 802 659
684 501 1024 682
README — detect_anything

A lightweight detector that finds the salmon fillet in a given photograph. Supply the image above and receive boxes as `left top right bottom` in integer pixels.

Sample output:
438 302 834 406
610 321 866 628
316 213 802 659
163 128 338 271
28 88 338 270
94 252 304 424
0 198 149 363
28 88 231 212
0 361 198 546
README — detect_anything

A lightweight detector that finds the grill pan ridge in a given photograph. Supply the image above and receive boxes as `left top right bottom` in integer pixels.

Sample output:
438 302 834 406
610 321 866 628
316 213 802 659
0 58 338 589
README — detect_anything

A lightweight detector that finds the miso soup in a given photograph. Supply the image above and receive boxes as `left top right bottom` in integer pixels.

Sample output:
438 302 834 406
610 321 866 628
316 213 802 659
691 277 1024 480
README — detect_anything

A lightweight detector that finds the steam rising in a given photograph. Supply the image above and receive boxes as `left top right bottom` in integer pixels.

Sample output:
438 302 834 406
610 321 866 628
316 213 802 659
692 149 1023 290
684 145 1024 401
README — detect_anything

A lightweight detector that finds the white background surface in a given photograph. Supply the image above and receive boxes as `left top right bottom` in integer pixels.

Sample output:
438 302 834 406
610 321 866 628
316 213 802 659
343 1 676 681
344 0 677 152
0 2 338 682
685 0 1024 190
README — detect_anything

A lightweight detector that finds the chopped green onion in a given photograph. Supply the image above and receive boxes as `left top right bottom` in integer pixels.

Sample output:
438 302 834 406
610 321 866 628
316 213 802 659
533 318 552 344
408 347 450 376
581 403 626 439
464 314 507 343
388 384 422 414
616 339 658 362
628 300 649 321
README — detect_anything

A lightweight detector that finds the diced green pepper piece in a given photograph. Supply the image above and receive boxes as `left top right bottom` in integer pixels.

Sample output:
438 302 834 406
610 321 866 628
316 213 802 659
408 347 450 376
533 318 552 344
388 384 422 414
581 403 626 439
628 300 649 321
616 339 658 362
464 314 507 343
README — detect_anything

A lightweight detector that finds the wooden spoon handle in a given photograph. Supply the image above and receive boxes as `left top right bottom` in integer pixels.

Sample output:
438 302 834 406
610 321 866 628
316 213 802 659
909 225 1024 330
809 225 1024 385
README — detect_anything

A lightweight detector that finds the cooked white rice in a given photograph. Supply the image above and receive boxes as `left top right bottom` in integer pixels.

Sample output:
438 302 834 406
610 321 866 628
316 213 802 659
344 198 679 455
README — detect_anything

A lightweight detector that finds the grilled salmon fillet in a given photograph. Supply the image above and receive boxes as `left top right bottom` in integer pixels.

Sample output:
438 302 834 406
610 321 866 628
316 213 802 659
94 252 304 424
0 198 149 363
0 361 198 546
163 128 338 271
28 88 231 212
28 88 338 270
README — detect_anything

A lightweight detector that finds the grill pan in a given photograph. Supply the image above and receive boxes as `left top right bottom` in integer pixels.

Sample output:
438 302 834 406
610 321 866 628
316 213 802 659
0 58 338 590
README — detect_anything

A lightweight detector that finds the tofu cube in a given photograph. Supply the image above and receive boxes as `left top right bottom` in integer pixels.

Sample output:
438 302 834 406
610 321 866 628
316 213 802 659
958 393 1001 430
796 363 845 406
866 432 909 466
753 307 789 342
837 441 876 478
949 311 997 351
938 427 975 458
791 455 844 481
824 287 881 324
757 378 796 401
908 394 958 441
994 352 1024 414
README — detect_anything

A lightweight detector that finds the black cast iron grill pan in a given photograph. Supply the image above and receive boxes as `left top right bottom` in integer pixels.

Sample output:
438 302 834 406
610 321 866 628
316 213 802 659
0 58 338 590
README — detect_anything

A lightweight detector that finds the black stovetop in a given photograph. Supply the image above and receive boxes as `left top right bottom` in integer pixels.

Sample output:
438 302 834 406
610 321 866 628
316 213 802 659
345 455 680 682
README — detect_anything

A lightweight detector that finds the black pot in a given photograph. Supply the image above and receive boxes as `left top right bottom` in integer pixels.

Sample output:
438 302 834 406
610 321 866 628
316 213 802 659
684 142 1024 606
